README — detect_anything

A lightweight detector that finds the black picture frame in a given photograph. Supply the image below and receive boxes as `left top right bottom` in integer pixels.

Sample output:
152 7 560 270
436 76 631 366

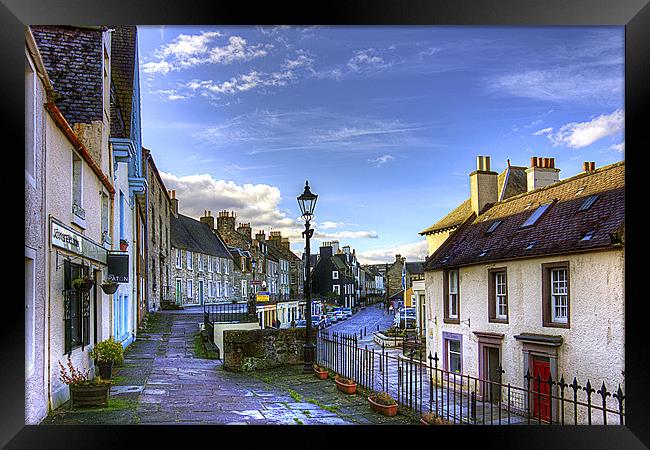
8 0 649 448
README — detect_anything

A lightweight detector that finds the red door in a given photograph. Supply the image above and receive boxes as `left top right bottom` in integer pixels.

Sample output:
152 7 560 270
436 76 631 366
531 357 551 422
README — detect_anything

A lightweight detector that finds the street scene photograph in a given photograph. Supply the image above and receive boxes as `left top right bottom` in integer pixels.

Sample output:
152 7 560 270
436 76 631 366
24 25 625 426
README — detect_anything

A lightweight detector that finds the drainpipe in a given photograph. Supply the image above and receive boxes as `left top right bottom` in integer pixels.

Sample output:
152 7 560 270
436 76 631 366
145 151 151 315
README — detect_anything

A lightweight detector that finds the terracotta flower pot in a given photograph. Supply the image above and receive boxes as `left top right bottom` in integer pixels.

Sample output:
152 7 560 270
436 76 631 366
335 379 357 394
368 396 398 417
314 369 328 380
69 384 110 408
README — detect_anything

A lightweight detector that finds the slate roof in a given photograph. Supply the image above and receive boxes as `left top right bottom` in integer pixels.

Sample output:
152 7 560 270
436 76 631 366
266 244 282 262
31 26 104 126
420 165 528 236
109 26 137 139
171 214 233 259
406 262 425 274
425 161 624 271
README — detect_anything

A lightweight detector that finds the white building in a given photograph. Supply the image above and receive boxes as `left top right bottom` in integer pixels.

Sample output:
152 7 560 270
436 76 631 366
423 156 624 424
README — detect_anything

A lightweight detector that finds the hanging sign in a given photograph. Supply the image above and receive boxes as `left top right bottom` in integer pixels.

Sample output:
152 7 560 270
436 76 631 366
51 218 107 264
257 291 270 302
107 252 129 283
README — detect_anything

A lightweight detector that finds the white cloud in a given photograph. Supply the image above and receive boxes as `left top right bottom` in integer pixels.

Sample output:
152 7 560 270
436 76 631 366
609 141 625 153
347 49 385 72
357 240 428 265
144 31 271 74
368 154 394 167
535 109 624 149
319 221 345 230
159 171 380 246
533 127 553 136
150 89 188 101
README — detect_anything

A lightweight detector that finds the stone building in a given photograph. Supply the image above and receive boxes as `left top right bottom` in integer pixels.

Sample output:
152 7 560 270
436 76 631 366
31 25 117 413
423 156 625 425
266 231 302 301
143 148 171 311
170 197 238 306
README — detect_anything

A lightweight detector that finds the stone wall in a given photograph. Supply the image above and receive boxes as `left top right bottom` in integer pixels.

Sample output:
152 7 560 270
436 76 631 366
223 328 315 372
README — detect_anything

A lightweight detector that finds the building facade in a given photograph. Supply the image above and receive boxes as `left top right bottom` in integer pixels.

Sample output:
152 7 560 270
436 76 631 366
423 156 625 424
32 25 118 412
144 148 171 311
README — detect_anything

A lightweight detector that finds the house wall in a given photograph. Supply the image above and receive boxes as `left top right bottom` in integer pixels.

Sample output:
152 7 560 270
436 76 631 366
25 46 48 425
425 228 455 257
424 249 624 424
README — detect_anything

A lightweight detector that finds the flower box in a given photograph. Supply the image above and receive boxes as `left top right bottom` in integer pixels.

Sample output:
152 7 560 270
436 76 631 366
335 378 357 394
314 368 328 380
69 384 110 408
368 395 398 417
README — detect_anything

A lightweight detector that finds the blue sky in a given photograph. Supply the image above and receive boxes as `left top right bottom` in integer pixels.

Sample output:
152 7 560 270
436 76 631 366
137 26 624 264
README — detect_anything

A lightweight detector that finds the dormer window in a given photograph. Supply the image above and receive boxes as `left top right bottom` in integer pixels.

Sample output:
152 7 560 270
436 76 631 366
581 231 595 241
521 203 552 228
478 250 488 257
486 220 502 234
578 195 599 212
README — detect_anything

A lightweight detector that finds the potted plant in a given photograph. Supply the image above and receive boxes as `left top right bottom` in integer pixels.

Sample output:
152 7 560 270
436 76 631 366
100 279 119 295
90 338 124 380
335 375 357 394
313 364 328 380
420 411 453 425
72 274 94 292
368 391 398 417
59 356 112 408
119 239 129 252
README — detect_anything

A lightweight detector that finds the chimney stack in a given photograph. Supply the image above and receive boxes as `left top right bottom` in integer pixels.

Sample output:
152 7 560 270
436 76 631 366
170 190 179 217
255 230 266 242
470 155 498 216
281 237 290 251
200 209 215 230
583 161 596 173
237 222 252 240
526 156 560 191
320 243 333 259
217 210 236 233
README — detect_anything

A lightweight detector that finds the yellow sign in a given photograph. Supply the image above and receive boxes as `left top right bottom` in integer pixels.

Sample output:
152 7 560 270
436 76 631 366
257 292 270 302
404 287 414 307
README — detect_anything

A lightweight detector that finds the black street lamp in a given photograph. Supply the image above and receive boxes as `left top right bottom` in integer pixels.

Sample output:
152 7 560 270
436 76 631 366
297 180 317 373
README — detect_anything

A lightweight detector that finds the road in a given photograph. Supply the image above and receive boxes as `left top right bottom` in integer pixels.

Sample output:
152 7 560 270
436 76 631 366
324 303 394 349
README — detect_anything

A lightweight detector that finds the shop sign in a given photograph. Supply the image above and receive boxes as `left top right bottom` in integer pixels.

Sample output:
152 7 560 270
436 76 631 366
107 252 129 283
51 218 107 264
257 291 270 302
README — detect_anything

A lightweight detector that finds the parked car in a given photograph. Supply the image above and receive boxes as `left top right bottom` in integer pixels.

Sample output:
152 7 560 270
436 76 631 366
335 311 346 321
295 320 307 328
327 312 338 324
321 314 331 327
342 308 353 318
279 321 292 329
312 315 325 329
394 307 417 328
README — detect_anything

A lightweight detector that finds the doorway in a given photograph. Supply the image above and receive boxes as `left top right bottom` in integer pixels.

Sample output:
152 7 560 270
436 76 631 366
198 279 205 306
484 346 502 403
531 356 551 422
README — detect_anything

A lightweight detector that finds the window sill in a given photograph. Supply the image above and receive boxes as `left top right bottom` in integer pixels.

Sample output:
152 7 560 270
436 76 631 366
443 318 460 324
71 214 87 230
488 318 509 324
543 321 570 329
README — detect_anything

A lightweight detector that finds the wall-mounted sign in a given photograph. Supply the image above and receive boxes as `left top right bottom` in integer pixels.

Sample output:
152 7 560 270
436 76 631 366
107 252 129 283
51 218 107 264
257 291 270 302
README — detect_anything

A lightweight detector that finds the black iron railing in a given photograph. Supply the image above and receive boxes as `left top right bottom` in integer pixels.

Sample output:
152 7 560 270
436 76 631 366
316 330 625 425
203 301 258 343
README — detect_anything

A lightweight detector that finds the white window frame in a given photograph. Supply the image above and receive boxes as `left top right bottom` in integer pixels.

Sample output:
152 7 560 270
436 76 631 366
224 259 230 275
198 254 203 272
208 256 213 272
224 280 230 298
215 258 221 273
332 270 339 280
208 280 213 298
333 284 340 295
176 248 182 268
446 338 462 374
495 272 507 319
187 279 193 298
551 268 568 323
216 280 222 298
448 270 459 319
187 250 193 270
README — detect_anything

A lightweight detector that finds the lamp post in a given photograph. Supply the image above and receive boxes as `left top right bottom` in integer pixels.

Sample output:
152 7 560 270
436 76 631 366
297 180 317 373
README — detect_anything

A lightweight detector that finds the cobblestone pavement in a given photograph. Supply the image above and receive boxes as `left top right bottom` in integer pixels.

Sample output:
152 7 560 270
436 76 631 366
42 309 419 425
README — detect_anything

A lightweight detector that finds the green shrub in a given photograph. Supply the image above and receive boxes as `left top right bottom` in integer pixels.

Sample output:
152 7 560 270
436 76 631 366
91 338 124 364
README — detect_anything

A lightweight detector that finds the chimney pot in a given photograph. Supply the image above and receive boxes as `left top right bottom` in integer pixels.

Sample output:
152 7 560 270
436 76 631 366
583 162 589 172
590 162 596 171
531 157 538 168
